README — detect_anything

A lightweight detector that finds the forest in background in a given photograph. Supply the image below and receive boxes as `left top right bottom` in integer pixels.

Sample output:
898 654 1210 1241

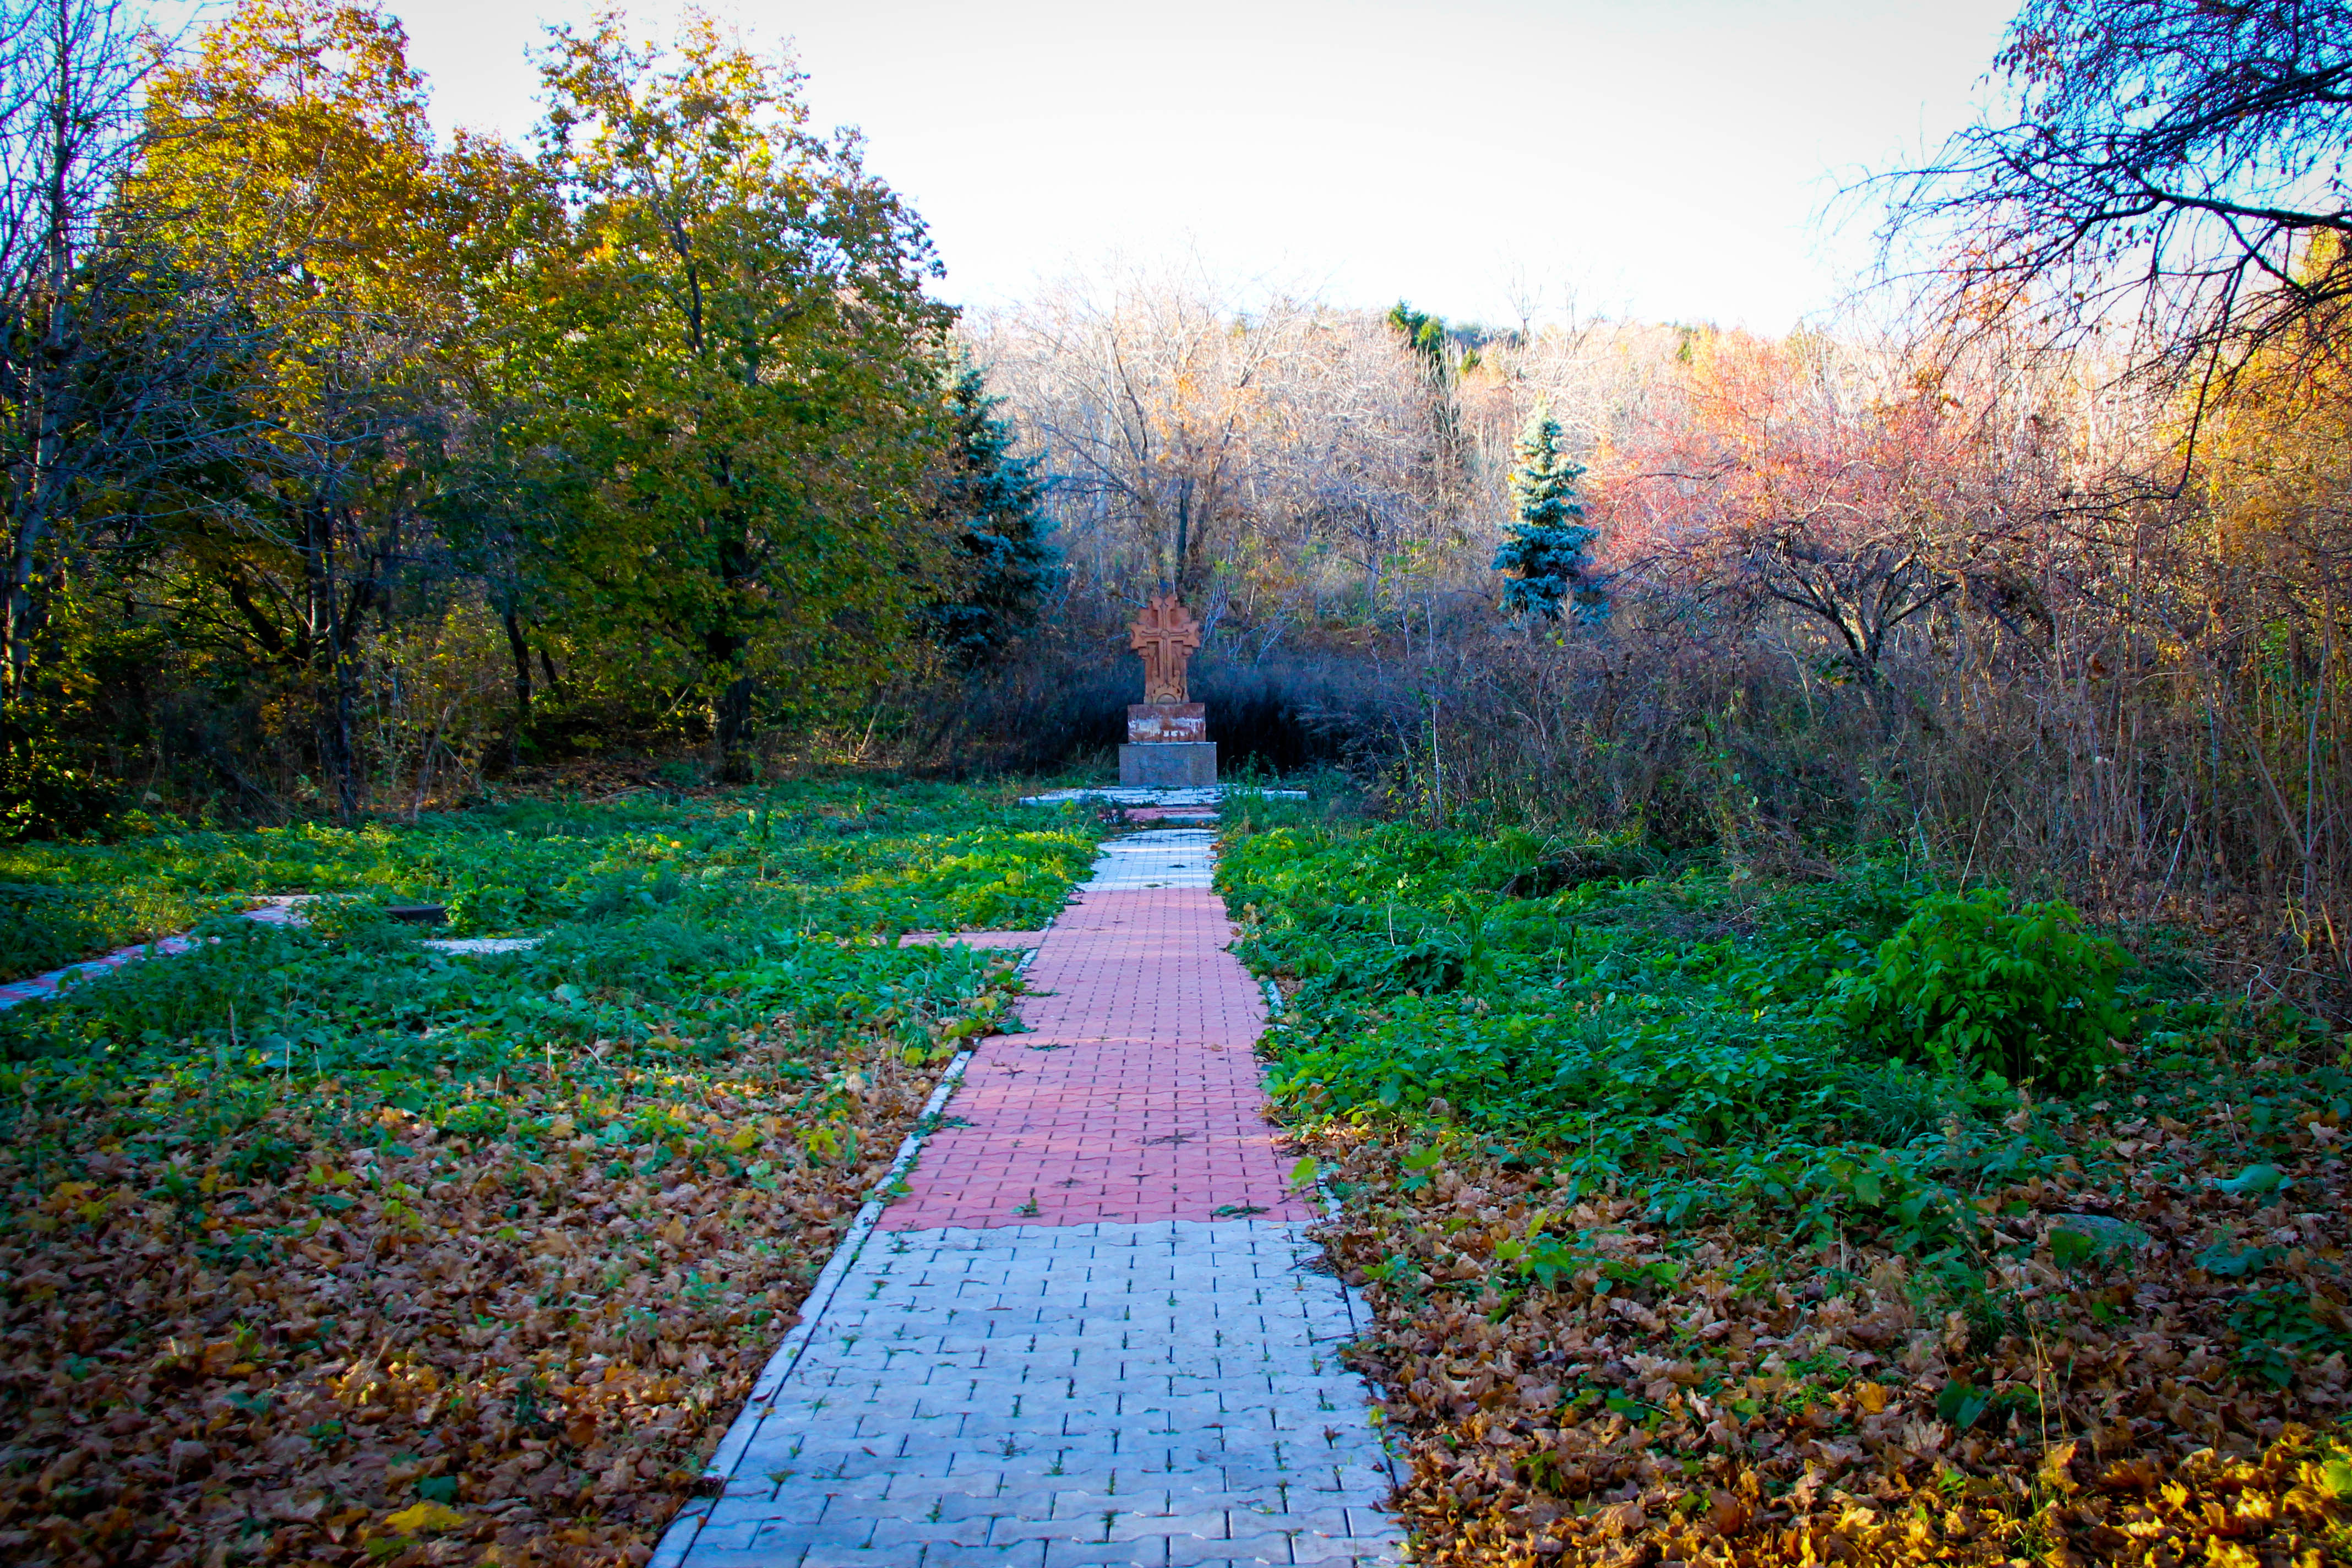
8 0 2352 1009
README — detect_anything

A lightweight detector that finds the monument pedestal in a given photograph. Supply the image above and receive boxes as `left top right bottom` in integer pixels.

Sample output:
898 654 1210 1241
1119 742 1218 787
1120 596 1214 788
1127 703 1206 743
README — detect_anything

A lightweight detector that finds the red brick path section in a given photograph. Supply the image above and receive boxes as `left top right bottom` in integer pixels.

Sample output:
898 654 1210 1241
879 880 1315 1230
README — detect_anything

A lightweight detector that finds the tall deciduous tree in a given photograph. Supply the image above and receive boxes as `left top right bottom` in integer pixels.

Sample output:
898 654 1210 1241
0 0 213 805
136 0 464 819
1603 331 2035 684
429 131 570 766
532 10 956 777
975 265 1302 607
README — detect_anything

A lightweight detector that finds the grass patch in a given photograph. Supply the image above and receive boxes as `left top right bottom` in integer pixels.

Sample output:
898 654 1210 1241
0 777 1097 1566
1224 808 2352 1565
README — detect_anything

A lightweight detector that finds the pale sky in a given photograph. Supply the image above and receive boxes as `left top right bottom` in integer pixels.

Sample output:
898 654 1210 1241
376 0 2020 331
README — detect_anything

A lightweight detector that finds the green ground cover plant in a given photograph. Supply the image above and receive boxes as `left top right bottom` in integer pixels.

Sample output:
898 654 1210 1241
1218 794 2352 1567
1 777 1088 984
0 777 1098 1567
0 880 219 984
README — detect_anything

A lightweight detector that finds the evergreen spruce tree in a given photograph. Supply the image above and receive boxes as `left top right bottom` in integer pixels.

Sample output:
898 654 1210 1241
1493 403 1606 624
927 363 1057 664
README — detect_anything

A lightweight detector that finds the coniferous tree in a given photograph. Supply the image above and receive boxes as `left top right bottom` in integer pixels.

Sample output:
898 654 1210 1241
1387 299 1469 472
1494 403 1605 624
927 363 1054 665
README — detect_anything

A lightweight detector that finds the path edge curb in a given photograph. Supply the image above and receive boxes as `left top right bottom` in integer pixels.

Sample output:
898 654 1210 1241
1260 944 1409 1512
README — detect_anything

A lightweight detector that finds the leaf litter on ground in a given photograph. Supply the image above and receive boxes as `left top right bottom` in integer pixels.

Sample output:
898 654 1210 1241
1218 804 2352 1566
0 778 1098 1566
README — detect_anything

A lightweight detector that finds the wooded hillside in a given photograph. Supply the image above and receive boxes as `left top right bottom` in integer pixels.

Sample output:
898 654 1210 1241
8 0 2352 1009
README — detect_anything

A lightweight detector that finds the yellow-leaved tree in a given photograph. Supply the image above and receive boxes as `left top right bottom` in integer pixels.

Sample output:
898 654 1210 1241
132 0 470 817
529 10 961 778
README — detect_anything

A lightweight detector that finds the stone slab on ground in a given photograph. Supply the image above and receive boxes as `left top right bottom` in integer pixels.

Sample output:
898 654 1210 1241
683 1221 1397 1568
1 895 305 1010
1018 788 1305 808
1079 831 1218 891
421 937 543 954
0 896 547 1011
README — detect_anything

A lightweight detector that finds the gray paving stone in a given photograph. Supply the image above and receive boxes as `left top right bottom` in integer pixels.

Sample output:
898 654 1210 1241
1288 1537 1391 1566
868 1520 1006 1551
931 1491 1019 1520
919 1545 1049 1568
679 1550 809 1568
741 1523 838 1553
1251 1507 1349 1539
684 1518 770 1552
1109 1509 1229 1542
1040 1545 1170 1568
1164 1532 1294 1567
666 840 1397 1568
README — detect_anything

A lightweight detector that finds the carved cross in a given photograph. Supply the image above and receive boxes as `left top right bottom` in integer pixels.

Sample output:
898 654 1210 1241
1129 595 1202 703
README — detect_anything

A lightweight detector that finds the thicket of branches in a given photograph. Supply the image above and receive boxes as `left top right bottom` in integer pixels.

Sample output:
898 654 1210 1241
952 260 2352 1000
935 0 2352 1008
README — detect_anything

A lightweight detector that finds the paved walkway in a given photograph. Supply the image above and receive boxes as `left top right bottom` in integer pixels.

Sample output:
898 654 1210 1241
0 898 540 1010
0 897 310 1009
665 827 1400 1567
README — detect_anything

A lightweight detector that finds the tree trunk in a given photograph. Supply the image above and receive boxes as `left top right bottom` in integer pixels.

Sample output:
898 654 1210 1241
327 648 360 822
307 497 362 824
3 5 80 750
717 673 756 783
501 602 532 772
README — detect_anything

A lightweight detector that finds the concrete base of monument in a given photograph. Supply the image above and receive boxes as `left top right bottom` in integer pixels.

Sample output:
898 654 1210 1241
1118 741 1217 787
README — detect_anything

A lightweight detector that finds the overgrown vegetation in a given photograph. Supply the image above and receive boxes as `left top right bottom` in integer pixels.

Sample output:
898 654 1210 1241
0 778 1097 1565
1221 795 2352 1565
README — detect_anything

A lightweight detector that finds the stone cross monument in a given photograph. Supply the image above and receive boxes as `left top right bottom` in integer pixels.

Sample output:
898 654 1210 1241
1119 595 1217 786
1129 595 1201 702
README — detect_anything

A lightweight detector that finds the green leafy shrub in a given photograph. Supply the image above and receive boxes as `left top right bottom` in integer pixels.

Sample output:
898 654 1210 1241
2228 1281 2352 1389
438 1102 510 1136
1228 819 2192 1243
445 882 535 935
1832 889 2128 1087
